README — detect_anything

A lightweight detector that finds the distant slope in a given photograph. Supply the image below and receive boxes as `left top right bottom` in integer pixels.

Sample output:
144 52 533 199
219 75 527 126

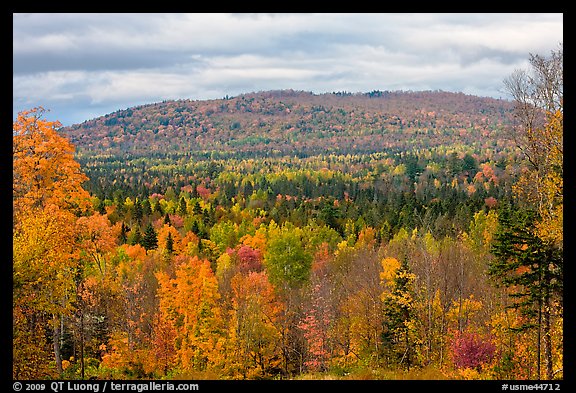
61 89 515 159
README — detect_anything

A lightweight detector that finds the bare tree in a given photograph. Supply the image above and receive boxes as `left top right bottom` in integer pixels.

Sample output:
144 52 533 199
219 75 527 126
503 43 563 172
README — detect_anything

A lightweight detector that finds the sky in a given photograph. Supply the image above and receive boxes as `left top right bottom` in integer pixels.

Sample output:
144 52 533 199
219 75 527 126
13 13 563 127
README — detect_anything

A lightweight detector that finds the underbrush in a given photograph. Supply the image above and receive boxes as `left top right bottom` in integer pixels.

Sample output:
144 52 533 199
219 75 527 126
295 365 452 380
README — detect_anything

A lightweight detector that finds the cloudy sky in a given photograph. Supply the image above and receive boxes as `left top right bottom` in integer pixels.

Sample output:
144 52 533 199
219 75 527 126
13 13 563 126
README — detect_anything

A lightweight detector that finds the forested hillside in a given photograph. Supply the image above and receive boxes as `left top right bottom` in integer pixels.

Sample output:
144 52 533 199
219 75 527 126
14 72 563 382
63 90 514 158
61 90 519 238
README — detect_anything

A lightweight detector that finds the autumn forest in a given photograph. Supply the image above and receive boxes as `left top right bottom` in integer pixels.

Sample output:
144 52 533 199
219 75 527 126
12 49 563 381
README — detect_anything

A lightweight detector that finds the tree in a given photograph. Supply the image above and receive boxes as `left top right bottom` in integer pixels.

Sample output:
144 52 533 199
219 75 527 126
489 205 562 380
504 44 563 249
226 271 283 378
298 281 332 372
165 232 174 254
156 256 224 373
76 213 116 278
134 198 143 223
264 223 312 290
118 222 129 244
13 205 79 378
13 108 91 377
128 226 142 246
380 256 417 370
178 196 188 216
141 223 158 251
13 107 91 219
156 224 183 256
450 331 496 372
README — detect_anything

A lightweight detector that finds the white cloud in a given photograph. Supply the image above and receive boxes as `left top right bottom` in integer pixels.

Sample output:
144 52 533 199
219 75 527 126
13 13 563 126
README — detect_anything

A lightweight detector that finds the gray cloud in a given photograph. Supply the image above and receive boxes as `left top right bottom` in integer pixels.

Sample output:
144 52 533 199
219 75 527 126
13 13 563 126
14 50 202 74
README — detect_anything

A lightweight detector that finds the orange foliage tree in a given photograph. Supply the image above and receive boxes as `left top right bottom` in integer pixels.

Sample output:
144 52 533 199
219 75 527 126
13 108 92 378
13 107 91 218
156 256 225 375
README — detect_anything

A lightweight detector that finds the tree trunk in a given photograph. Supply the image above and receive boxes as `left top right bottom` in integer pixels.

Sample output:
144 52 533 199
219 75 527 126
80 311 85 380
544 295 553 379
537 298 542 380
52 315 63 375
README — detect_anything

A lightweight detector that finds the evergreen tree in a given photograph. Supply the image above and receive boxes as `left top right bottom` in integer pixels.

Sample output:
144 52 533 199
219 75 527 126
178 196 188 216
166 232 174 254
381 257 417 370
190 220 200 235
141 223 158 251
319 197 341 232
141 198 152 216
192 200 202 216
489 204 562 379
96 198 107 215
118 222 128 244
191 183 199 198
134 197 143 222
153 200 164 216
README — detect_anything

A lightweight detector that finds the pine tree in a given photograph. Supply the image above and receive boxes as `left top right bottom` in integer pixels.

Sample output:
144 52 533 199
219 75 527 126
153 200 164 216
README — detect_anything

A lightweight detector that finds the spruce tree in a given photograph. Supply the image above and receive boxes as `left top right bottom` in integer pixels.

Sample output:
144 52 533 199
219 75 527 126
141 223 158 251
118 222 128 244
166 232 174 254
178 196 188 216
381 257 417 370
134 198 143 223
192 200 202 216
489 204 562 379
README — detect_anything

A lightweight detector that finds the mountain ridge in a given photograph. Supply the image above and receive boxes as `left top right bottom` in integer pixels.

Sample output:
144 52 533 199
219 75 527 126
61 89 515 159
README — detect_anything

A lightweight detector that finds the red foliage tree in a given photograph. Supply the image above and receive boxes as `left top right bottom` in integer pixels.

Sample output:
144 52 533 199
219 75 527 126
451 331 496 371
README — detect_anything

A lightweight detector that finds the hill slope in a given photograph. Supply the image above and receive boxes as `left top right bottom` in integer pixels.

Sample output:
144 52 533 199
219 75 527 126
62 90 515 159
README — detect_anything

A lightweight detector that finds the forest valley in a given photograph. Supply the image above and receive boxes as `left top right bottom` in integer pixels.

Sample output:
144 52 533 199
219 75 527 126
13 50 563 381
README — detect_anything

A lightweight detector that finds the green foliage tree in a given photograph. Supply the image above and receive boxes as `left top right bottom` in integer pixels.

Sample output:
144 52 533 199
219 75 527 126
264 224 312 290
134 198 143 222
